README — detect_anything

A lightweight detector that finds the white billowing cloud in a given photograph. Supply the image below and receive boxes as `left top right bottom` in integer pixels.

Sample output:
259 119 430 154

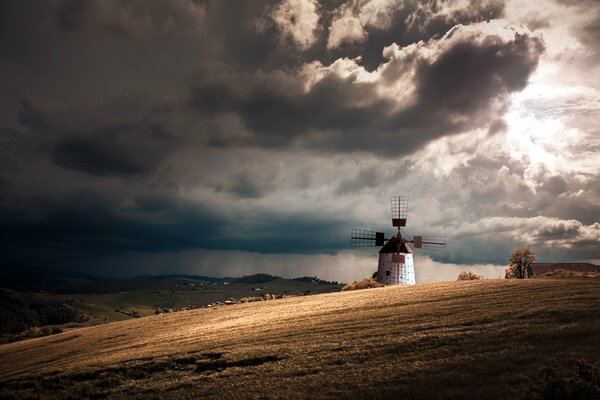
301 57 375 84
408 127 492 178
327 0 401 48
440 19 534 46
504 0 600 88
272 0 320 49
327 5 367 48
326 0 509 49
321 20 536 108
504 0 593 58
359 0 402 28
455 216 600 250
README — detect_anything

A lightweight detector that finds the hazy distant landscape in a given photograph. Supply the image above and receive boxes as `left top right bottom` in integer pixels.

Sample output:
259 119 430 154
0 268 342 343
1 276 599 399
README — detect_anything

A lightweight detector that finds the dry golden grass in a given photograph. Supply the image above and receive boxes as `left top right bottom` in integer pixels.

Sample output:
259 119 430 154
1 278 599 399
533 269 600 279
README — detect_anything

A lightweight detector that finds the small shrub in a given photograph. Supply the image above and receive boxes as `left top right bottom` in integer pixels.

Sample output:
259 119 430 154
342 278 384 291
22 326 42 338
457 271 483 280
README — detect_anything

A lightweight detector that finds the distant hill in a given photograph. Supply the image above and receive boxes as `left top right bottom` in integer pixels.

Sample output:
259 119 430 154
293 276 340 285
230 273 279 284
134 274 227 283
1 278 598 399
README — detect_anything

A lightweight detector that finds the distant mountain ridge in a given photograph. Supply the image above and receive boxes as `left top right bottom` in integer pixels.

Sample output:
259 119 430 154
134 273 282 284
134 274 228 283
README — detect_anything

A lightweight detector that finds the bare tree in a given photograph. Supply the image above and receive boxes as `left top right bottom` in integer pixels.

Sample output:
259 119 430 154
505 247 536 279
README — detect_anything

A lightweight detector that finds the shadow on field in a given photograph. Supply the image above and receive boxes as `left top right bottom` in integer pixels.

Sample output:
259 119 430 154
0 352 284 399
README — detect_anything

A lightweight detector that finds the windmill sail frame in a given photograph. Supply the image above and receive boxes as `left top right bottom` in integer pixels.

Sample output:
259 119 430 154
351 229 385 247
391 196 408 227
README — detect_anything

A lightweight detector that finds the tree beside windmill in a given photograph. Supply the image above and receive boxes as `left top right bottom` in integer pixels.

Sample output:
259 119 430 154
351 196 446 285
505 247 536 279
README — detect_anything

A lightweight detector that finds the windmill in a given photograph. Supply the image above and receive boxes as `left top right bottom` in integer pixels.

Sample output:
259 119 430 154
351 196 446 285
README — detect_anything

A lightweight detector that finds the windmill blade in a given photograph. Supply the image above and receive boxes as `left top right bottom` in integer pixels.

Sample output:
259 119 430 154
420 236 446 250
351 229 385 247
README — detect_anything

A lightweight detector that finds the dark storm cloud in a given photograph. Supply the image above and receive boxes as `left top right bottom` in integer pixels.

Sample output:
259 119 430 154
192 26 543 156
212 170 281 199
192 69 394 150
222 174 266 199
0 188 349 269
0 1 54 64
0 193 226 266
415 32 540 109
55 0 208 38
1 0 596 276
203 0 285 70
337 166 381 194
56 0 91 32
52 124 172 176
16 98 177 176
17 100 51 132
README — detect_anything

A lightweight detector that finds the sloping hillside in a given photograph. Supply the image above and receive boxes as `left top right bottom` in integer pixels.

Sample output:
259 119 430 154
1 279 599 399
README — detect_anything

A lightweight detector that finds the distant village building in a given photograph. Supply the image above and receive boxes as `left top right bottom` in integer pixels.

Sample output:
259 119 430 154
530 263 600 275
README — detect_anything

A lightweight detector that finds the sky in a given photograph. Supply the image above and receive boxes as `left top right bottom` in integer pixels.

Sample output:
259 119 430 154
1 0 599 282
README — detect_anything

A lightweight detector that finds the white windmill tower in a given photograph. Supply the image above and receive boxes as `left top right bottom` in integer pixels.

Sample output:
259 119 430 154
351 196 446 285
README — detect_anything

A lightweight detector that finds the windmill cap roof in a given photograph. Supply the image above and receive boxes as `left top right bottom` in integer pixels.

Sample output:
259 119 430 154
379 235 412 254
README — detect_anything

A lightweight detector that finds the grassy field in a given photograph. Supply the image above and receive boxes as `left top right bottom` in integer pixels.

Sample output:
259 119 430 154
1 278 599 399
